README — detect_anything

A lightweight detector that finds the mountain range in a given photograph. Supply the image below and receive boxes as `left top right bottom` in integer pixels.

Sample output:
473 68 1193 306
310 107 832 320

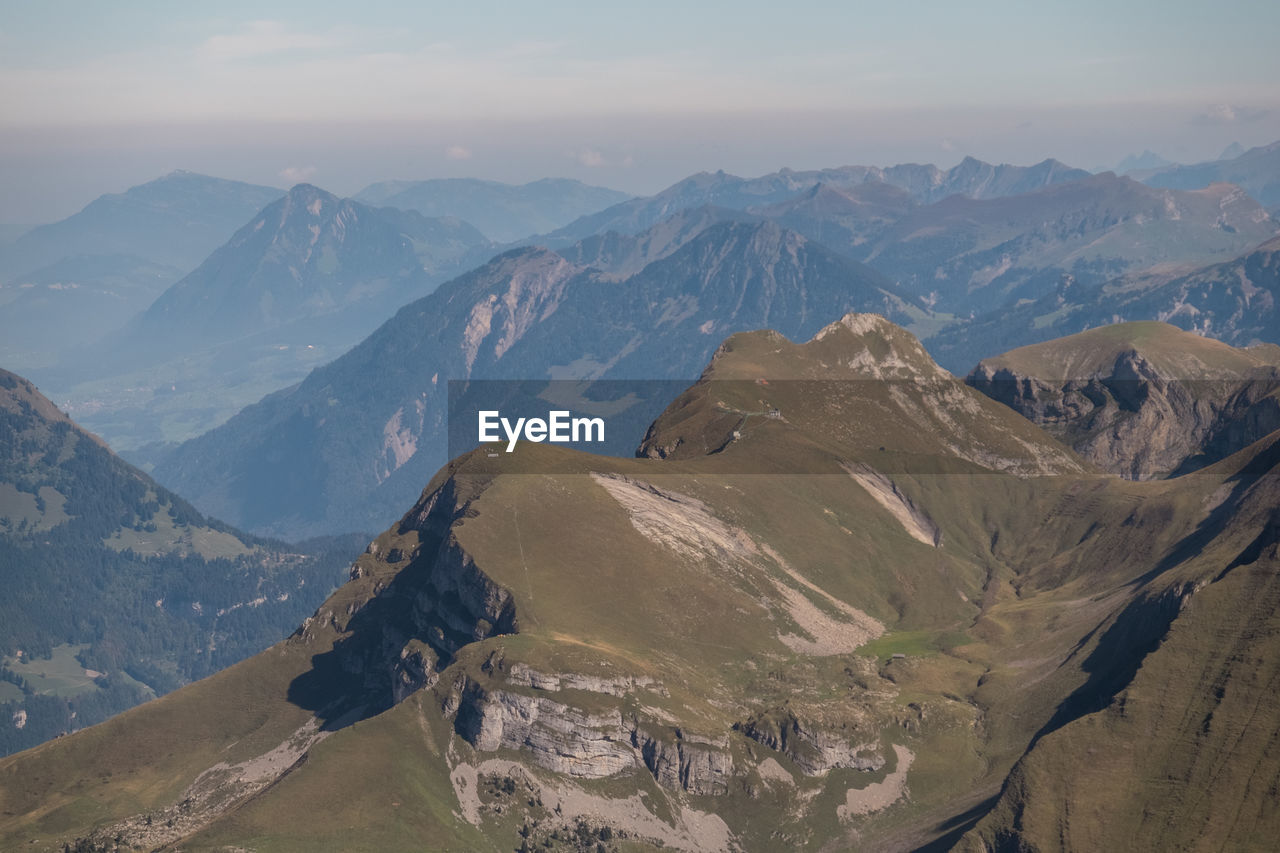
22 148 1280 465
0 173 285 371
152 219 918 539
4 315 1279 850
1144 141 1280 208
25 184 496 454
535 160 1274 319
354 177 633 242
859 174 1275 314
927 235 1280 372
539 157 1091 246
141 165 1280 540
0 172 285 281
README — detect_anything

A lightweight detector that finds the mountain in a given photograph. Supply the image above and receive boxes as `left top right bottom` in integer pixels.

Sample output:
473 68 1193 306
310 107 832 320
0 368 362 757
152 220 920 539
5 316 1279 851
1220 141 1245 161
119 183 489 355
863 173 1277 314
31 184 493 454
354 177 632 242
553 204 756 278
1115 149 1174 173
753 181 917 258
540 157 1090 246
968 322 1280 479
927 235 1280 373
0 171 284 280
539 167 1271 321
1144 140 1280 207
926 155 1091 201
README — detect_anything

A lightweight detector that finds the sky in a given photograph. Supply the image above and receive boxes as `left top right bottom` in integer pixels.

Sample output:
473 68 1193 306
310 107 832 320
1 0 1278 222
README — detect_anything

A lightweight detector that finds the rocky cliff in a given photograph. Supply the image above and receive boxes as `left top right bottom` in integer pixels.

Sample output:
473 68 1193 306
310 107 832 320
968 322 1280 479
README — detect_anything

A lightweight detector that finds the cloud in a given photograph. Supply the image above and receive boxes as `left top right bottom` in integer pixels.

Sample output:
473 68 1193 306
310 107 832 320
279 165 318 183
445 144 472 160
201 20 344 60
1191 104 1269 126
576 148 606 167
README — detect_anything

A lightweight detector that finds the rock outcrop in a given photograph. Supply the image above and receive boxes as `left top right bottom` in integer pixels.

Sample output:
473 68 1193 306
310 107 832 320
735 710 885 776
968 324 1280 479
443 673 733 795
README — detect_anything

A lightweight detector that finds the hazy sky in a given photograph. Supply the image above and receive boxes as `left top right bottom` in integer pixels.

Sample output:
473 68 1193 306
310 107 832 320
2 0 1278 222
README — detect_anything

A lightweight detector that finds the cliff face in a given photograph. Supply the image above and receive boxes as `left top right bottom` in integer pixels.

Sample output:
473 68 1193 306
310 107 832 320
276 446 896 811
968 323 1280 479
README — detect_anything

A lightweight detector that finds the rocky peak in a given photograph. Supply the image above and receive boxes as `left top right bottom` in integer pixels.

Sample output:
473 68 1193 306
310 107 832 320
969 322 1280 479
644 314 1086 477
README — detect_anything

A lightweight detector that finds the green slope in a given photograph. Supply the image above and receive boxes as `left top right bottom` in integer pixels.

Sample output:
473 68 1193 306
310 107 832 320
2 316 1278 851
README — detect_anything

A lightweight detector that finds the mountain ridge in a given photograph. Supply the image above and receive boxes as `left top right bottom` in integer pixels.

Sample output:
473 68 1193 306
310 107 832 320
5 314 1280 850
0 367 361 757
152 219 919 538
354 176 632 242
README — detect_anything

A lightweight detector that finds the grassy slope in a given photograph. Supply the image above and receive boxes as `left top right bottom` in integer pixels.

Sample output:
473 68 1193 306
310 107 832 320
963 437 1280 851
0 642 318 845
2 316 1276 850
976 320 1280 380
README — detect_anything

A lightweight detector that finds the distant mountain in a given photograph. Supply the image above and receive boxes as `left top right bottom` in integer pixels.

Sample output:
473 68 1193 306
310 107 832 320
540 157 1091 246
863 174 1276 315
120 184 489 356
927 236 1280 372
34 184 493 453
534 164 1272 321
552 204 755 278
153 220 919 539
924 155 1092 201
1219 141 1245 160
1115 150 1174 174
0 368 361 757
1144 140 1280 207
0 171 284 280
354 177 631 242
754 181 917 258
969 322 1280 479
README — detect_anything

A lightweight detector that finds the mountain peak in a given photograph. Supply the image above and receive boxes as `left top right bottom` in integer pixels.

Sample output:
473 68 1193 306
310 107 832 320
816 311 897 340
645 313 1085 475
969 322 1280 479
1218 141 1245 160
0 369 84 436
281 182 339 212
973 320 1280 382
